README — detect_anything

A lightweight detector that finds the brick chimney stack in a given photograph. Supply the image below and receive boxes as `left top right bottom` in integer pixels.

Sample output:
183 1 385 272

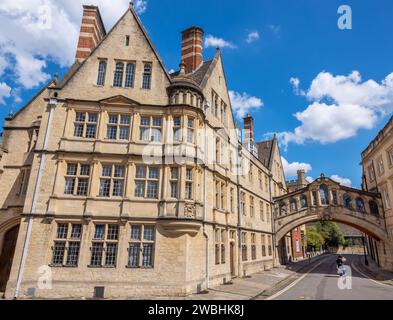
181 27 204 74
75 5 106 62
244 113 254 143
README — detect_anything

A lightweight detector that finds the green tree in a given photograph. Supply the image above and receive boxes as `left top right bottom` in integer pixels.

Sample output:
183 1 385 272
315 222 345 247
306 226 325 250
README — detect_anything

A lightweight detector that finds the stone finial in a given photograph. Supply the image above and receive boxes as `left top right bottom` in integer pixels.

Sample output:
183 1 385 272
179 61 186 75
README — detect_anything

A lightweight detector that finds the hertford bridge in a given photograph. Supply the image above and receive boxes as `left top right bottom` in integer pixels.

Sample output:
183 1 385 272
274 175 389 248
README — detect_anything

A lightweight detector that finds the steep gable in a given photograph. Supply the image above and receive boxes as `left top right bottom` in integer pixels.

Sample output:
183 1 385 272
58 6 171 105
199 50 237 136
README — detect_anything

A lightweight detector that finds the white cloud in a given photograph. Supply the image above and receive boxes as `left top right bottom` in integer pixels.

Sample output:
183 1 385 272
281 157 312 178
306 176 314 183
246 31 260 44
269 24 281 35
134 0 147 15
0 55 7 77
0 0 132 89
205 35 236 49
290 77 305 96
229 91 263 119
0 82 11 105
278 71 393 147
331 175 352 187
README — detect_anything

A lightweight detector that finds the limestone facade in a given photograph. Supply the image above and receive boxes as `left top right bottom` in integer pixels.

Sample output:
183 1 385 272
0 4 287 299
362 115 393 269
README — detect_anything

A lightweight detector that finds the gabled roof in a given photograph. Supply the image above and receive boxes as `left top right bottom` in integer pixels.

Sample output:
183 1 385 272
55 5 171 90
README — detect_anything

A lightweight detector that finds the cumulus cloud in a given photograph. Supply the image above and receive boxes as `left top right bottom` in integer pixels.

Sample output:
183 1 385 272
0 0 133 90
278 71 393 147
205 35 236 49
331 175 352 187
0 82 11 105
246 31 260 44
281 157 312 178
134 0 147 15
229 91 263 119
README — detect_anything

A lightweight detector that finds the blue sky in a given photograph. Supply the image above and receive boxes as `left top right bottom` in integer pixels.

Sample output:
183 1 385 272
1 0 393 187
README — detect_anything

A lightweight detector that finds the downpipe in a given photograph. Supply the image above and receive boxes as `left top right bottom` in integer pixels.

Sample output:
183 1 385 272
14 92 57 299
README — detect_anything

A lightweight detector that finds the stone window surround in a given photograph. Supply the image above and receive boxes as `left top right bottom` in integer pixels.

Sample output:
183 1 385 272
65 109 201 145
95 59 150 90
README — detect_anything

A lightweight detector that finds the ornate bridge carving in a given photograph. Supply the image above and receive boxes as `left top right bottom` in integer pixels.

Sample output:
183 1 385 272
274 175 388 246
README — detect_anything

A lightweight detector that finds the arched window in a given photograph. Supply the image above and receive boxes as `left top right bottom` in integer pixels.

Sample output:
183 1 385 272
300 195 308 208
343 194 352 209
113 62 124 87
356 198 365 213
125 63 135 88
369 200 379 216
319 184 329 205
332 191 338 205
279 201 287 216
290 199 297 212
97 61 107 86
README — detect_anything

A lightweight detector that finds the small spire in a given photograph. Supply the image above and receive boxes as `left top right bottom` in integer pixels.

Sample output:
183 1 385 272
179 61 186 75
129 1 134 8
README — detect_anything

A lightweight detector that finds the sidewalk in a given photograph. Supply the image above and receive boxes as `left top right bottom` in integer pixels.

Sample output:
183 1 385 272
352 254 393 286
173 254 330 300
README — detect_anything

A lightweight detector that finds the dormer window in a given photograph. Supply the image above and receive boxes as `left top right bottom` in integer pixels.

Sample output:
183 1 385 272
97 60 107 86
142 63 152 89
113 62 124 87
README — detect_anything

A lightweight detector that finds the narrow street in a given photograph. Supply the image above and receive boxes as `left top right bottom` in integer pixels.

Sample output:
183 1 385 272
271 255 393 300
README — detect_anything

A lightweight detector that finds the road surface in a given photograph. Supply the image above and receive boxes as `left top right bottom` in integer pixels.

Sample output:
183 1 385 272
272 255 393 300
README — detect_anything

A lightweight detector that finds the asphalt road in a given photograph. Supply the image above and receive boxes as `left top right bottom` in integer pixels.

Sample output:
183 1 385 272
273 255 393 300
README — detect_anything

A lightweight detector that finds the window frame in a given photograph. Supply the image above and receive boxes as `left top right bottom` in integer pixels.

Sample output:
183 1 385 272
51 222 83 268
106 114 132 141
128 224 156 269
134 165 160 199
142 62 152 90
89 224 119 268
73 111 98 139
64 163 91 196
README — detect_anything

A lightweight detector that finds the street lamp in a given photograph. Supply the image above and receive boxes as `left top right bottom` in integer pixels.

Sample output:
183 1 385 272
362 234 369 266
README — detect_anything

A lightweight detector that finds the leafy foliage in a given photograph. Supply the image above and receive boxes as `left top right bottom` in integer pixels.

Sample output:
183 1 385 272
306 222 345 249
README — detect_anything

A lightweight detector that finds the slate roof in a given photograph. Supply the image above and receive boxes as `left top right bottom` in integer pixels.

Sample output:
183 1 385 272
170 60 213 86
256 139 274 168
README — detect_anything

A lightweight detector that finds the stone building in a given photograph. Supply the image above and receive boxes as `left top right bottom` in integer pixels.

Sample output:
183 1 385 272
0 4 287 299
362 115 393 269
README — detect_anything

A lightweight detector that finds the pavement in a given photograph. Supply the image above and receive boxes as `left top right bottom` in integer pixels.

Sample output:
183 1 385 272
168 254 330 300
267 254 393 300
352 255 393 286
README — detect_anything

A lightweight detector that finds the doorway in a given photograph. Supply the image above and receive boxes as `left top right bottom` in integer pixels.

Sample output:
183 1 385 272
0 225 20 292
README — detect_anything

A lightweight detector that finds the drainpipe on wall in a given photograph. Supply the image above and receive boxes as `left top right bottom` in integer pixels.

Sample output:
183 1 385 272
14 90 58 299
236 141 243 277
269 174 278 267
202 103 210 291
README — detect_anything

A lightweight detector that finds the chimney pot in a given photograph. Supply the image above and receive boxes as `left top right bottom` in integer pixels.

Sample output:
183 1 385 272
75 5 106 62
243 114 254 144
181 26 204 74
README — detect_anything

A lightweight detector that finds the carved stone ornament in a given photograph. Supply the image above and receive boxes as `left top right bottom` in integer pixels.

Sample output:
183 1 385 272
184 203 197 219
319 208 333 221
